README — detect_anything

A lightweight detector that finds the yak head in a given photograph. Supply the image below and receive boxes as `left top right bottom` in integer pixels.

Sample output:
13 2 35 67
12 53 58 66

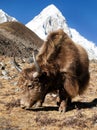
18 70 50 109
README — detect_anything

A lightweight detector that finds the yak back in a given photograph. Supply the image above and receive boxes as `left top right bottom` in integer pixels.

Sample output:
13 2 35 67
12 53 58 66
37 29 81 74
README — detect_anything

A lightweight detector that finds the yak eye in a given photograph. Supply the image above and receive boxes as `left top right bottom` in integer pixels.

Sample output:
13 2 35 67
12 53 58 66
28 85 34 90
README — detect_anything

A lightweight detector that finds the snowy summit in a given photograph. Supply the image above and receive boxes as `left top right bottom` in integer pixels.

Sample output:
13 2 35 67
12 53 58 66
26 4 71 40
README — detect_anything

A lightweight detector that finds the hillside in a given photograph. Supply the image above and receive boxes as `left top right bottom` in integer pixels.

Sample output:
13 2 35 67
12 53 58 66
0 21 43 57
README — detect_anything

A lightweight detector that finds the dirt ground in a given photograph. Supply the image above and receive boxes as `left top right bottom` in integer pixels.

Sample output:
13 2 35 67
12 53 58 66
0 56 97 130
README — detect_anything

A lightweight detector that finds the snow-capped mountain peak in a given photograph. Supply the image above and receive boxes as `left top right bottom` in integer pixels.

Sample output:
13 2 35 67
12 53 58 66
40 4 61 16
0 9 17 23
26 4 97 60
26 4 71 40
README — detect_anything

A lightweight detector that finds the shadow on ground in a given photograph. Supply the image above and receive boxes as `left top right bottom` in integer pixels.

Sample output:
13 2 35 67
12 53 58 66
67 98 97 111
25 98 97 112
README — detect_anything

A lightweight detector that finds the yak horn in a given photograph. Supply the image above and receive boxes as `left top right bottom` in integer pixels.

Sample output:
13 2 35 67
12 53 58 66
33 50 40 73
13 56 22 72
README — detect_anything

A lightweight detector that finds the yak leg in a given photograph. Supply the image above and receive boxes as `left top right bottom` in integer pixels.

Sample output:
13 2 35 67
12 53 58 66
59 100 67 113
58 75 79 112
57 96 71 106
35 95 46 107
56 96 60 106
59 88 70 113
67 97 71 106
59 98 71 113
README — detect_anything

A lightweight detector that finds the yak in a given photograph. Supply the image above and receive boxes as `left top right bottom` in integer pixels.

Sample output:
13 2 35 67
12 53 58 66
16 29 90 112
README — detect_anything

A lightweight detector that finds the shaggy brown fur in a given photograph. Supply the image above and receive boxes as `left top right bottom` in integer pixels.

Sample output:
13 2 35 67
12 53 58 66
37 29 89 94
18 29 90 112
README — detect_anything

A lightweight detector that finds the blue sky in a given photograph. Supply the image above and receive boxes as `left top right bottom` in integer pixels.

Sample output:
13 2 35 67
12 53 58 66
0 0 97 45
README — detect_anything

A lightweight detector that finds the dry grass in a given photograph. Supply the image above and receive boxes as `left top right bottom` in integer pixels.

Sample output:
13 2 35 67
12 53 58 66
0 56 97 130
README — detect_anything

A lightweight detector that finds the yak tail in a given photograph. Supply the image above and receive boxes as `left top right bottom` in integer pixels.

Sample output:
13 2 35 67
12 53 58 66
64 75 79 98
78 72 90 95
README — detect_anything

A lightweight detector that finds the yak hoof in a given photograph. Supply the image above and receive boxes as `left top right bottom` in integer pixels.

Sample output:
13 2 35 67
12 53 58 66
59 101 67 113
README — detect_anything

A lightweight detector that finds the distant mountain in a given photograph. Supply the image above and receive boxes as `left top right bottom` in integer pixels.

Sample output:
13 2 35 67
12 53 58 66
0 21 43 57
0 9 17 23
26 4 97 60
